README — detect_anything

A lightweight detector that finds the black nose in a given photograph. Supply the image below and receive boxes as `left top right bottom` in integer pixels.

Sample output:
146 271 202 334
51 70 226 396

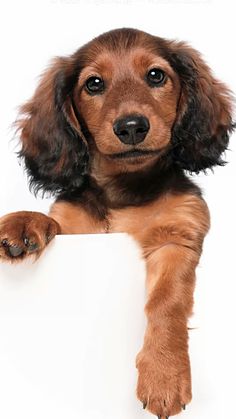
113 114 150 145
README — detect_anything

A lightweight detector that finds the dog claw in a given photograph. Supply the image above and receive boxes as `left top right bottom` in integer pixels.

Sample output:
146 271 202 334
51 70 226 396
23 237 29 246
28 242 39 252
143 401 147 409
1 238 38 257
46 234 54 243
8 245 24 257
23 237 39 252
182 404 186 410
157 416 161 419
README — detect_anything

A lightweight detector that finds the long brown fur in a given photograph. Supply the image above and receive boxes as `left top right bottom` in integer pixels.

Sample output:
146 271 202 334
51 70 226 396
0 28 234 417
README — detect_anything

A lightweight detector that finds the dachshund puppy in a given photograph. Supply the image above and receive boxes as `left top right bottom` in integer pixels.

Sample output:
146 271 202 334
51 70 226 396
0 28 234 417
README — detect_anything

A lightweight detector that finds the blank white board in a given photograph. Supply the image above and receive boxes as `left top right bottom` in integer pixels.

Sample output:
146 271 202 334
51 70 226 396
0 233 146 419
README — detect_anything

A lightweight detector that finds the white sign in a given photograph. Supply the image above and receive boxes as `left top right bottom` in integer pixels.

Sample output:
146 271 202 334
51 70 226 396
0 233 147 419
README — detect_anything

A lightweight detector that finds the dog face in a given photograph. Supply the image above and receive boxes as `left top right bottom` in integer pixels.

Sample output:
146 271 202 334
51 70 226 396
75 44 181 171
18 28 234 195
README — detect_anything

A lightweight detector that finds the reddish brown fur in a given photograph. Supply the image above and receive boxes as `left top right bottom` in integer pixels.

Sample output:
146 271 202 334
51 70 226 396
0 28 233 417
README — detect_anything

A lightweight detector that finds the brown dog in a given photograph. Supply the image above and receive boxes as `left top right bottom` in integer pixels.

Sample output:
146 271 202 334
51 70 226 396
0 28 234 417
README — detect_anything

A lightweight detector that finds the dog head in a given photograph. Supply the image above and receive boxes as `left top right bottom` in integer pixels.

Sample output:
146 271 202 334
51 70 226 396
18 28 234 195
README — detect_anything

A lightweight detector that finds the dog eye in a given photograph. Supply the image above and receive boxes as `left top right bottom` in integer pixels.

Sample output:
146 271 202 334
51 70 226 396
146 68 166 87
85 76 105 95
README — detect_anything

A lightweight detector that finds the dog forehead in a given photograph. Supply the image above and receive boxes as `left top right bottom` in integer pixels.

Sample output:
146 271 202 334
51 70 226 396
78 47 174 82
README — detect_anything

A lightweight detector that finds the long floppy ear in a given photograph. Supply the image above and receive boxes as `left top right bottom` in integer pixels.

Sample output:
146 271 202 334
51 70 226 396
166 41 234 172
17 57 89 195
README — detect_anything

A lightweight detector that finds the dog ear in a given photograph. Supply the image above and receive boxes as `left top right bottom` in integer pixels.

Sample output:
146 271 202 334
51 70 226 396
166 41 234 172
17 57 89 196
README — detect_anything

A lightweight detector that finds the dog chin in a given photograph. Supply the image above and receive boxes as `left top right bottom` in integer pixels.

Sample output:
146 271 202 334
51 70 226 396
113 153 161 173
109 148 162 159
105 148 163 169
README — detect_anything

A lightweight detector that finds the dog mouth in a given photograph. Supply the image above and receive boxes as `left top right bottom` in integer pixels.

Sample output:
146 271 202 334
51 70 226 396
107 148 163 160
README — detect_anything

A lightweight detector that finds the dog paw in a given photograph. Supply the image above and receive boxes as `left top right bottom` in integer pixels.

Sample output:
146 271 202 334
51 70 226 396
136 346 192 417
0 211 60 262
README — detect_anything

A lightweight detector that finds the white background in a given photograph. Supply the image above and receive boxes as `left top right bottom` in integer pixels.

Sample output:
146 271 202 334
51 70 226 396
0 0 236 418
